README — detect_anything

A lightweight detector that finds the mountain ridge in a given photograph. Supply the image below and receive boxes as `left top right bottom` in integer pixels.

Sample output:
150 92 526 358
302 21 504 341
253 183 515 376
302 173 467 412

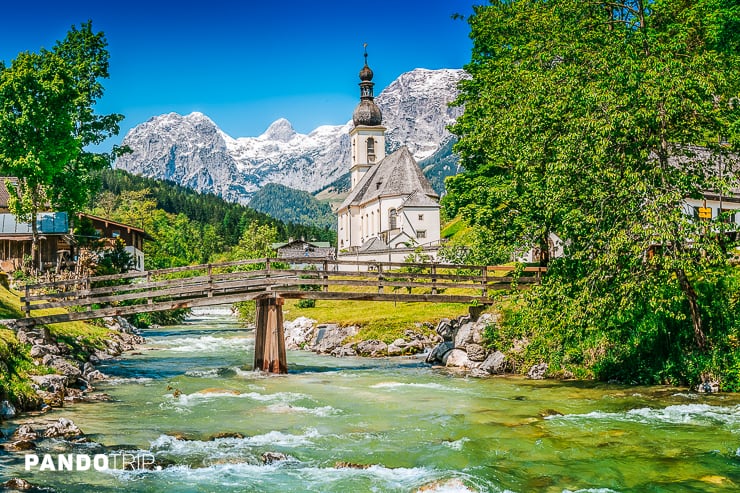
115 68 467 204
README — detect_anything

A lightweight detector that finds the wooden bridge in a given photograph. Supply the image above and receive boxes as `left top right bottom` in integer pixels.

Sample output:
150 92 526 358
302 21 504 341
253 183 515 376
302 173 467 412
18 257 545 373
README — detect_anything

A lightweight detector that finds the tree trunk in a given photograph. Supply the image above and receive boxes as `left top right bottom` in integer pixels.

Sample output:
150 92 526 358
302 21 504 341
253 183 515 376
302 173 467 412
31 212 39 274
675 268 706 350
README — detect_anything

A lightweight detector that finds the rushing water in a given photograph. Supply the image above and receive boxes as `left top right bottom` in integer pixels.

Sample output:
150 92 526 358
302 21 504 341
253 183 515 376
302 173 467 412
3 309 740 492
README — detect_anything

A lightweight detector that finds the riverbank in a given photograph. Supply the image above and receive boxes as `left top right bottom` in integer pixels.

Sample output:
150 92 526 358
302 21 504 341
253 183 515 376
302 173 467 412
284 312 519 379
0 284 145 420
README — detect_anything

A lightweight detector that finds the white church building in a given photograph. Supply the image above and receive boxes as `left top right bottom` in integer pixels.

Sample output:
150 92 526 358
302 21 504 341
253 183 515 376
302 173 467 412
337 52 441 262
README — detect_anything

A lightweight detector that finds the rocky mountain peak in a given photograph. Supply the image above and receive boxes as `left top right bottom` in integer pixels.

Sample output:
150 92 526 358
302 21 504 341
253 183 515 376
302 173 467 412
260 118 297 142
115 68 466 203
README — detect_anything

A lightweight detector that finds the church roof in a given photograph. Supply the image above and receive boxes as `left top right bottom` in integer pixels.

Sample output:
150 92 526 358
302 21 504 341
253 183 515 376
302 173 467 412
401 190 440 208
339 146 439 210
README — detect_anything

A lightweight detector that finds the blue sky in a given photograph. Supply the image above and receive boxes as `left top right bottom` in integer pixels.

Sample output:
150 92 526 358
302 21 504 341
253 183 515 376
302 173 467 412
0 0 474 151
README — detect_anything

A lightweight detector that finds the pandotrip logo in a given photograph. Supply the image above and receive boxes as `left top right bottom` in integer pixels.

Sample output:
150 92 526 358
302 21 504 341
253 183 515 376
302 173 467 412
24 452 160 472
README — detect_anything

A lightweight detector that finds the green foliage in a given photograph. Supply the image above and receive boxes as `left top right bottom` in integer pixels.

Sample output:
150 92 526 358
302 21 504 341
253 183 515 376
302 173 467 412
95 238 134 275
127 309 190 328
99 169 334 246
0 22 123 273
249 183 336 231
454 0 740 388
234 301 256 325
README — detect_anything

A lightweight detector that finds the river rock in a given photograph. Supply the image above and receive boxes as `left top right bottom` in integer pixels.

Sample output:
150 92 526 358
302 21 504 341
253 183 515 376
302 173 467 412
1 399 17 418
284 317 316 350
2 478 34 490
29 344 61 359
43 418 83 438
435 319 455 341
43 357 82 385
208 432 244 440
454 322 476 348
387 338 407 356
11 425 37 441
355 340 388 357
331 343 357 357
4 440 36 452
312 325 357 354
425 341 453 364
262 451 289 464
443 348 470 368
465 343 487 362
479 351 507 374
527 363 549 380
696 379 720 393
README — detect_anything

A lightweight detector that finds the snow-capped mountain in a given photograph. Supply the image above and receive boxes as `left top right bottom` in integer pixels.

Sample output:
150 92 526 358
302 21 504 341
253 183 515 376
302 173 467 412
114 68 467 203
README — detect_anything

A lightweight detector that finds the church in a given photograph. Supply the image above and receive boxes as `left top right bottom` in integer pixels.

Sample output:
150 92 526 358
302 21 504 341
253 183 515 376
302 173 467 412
337 53 441 261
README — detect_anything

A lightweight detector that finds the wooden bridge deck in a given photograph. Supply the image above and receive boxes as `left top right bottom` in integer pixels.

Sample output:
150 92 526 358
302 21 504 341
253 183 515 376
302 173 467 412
18 257 545 327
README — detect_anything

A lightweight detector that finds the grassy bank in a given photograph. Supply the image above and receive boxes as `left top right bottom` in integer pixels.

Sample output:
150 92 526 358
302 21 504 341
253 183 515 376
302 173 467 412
0 285 113 410
284 298 477 344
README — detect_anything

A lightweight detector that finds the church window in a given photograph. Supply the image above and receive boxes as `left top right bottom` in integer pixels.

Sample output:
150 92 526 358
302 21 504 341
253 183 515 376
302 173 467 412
367 138 376 162
418 214 424 221
389 209 397 230
417 230 427 239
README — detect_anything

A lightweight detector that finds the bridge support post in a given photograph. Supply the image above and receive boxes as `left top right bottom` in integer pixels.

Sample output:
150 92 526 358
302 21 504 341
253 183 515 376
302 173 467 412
253 295 287 374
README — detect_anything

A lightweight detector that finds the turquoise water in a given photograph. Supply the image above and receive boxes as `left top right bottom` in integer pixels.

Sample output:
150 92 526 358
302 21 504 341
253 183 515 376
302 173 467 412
3 309 740 492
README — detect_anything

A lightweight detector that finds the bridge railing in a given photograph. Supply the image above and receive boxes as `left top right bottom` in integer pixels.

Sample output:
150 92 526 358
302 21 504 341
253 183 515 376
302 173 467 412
19 258 546 323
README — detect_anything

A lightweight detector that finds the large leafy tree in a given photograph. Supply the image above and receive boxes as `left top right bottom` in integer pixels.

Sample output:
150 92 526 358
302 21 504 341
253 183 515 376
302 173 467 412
446 0 740 386
0 21 123 271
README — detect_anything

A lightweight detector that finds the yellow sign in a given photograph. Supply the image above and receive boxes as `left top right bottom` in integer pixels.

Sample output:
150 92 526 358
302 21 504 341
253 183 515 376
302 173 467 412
698 207 712 219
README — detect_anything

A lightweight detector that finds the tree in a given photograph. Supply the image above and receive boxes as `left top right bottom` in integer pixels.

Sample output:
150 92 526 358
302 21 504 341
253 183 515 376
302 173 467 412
0 21 123 272
446 0 740 387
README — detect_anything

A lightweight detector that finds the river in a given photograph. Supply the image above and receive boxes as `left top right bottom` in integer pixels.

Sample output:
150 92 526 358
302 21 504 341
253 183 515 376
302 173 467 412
2 309 740 492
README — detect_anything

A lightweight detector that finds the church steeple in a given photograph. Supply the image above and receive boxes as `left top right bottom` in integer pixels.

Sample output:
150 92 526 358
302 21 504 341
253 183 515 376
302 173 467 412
349 46 387 192
352 46 382 127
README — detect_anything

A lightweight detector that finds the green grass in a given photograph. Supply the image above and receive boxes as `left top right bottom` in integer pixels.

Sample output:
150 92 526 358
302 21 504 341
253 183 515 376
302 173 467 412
0 284 115 409
284 298 481 344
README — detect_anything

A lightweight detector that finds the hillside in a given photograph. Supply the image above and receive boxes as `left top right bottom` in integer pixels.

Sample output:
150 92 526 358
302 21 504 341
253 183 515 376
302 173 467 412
99 169 336 248
248 184 335 231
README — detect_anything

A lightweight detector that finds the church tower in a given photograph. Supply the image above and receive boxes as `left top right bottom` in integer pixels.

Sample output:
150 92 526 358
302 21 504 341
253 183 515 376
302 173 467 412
349 48 386 191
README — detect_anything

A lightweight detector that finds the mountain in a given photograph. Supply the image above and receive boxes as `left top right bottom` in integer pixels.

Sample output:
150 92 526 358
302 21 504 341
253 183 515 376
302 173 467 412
115 68 467 204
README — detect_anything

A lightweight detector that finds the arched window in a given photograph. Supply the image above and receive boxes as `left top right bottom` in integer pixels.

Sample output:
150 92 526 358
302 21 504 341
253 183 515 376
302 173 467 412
367 138 375 162
389 209 397 230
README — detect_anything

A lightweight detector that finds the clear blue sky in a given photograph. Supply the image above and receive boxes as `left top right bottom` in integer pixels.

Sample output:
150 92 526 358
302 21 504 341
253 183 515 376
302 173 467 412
0 0 475 151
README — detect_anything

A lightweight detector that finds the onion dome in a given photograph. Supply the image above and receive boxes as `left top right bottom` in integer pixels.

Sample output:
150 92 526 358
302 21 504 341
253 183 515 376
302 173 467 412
352 46 382 126
353 100 383 126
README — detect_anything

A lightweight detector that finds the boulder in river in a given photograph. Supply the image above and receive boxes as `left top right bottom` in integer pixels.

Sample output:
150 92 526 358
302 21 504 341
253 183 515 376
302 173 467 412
465 343 487 362
312 325 358 354
2 478 34 490
262 451 289 464
527 363 549 380
435 319 455 341
443 349 470 369
479 351 507 374
355 340 388 357
1 399 17 418
43 418 83 438
425 341 454 365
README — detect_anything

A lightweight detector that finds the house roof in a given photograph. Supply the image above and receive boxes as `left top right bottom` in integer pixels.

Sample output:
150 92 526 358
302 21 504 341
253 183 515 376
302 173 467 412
271 239 332 250
339 146 439 210
79 213 149 236
0 212 69 236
